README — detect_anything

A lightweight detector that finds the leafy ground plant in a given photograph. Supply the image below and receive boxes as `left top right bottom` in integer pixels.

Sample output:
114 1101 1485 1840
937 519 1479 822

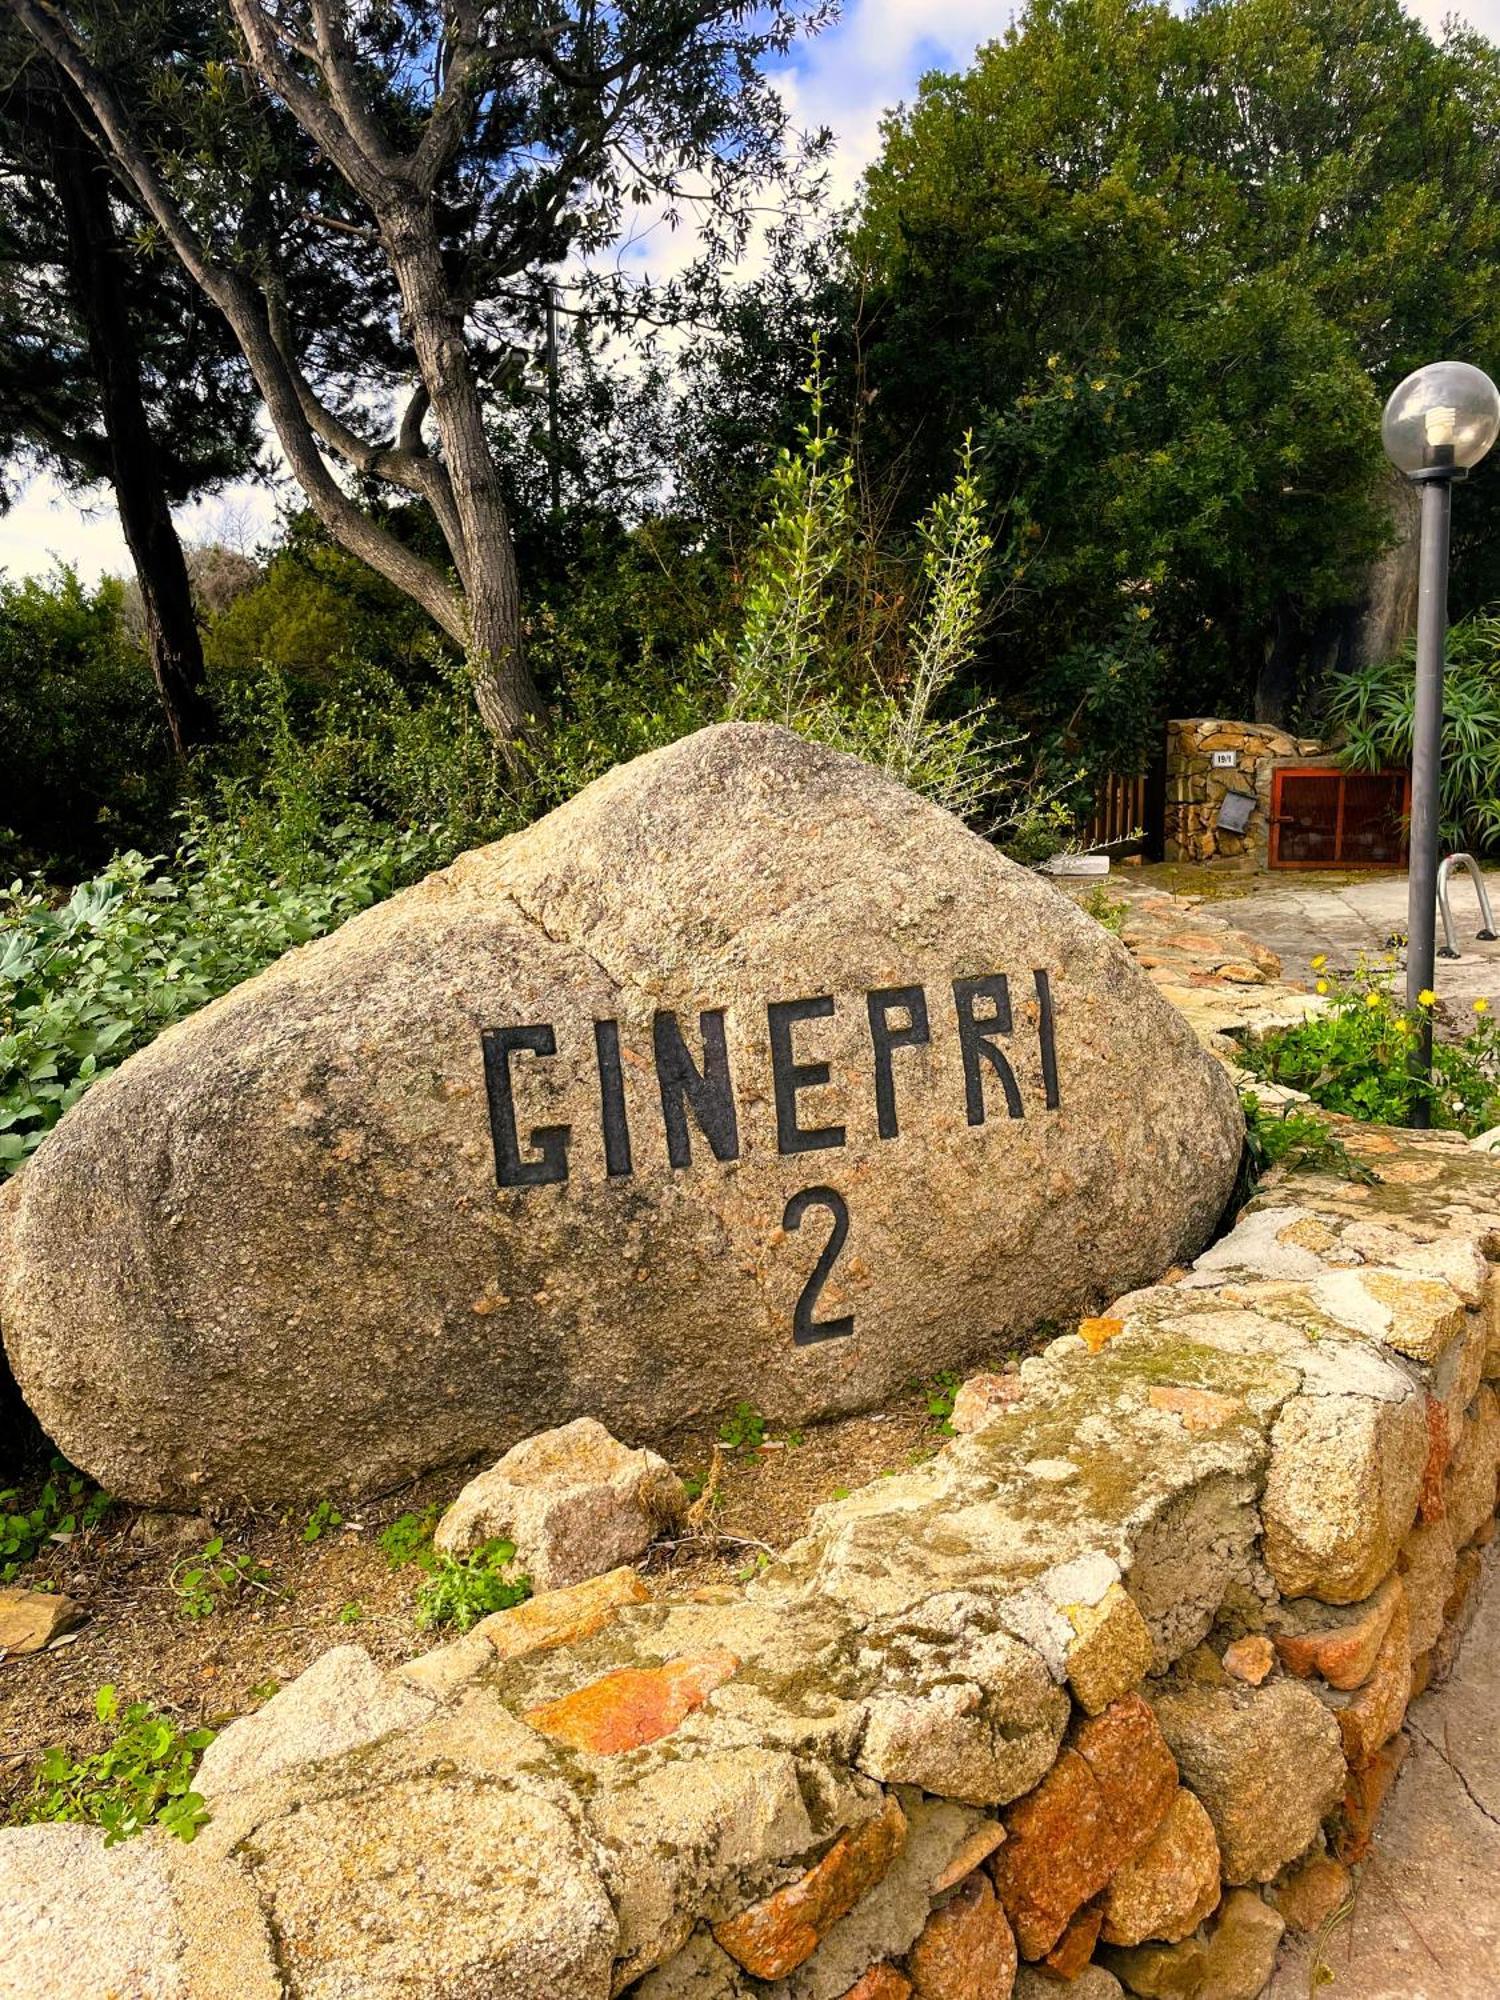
22 1685 214 1844
717 1402 767 1452
0 826 430 1177
1237 961 1500 1134
414 1539 531 1632
377 1505 440 1568
302 1500 343 1543
171 1537 276 1620
0 1459 110 1582
924 1370 963 1436
1239 1094 1379 1185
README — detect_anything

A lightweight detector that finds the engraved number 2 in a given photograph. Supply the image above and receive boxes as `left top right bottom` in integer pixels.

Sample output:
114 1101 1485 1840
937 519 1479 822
782 1186 854 1345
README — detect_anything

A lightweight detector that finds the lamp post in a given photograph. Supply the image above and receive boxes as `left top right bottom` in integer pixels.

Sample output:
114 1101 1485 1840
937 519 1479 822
1380 361 1500 1125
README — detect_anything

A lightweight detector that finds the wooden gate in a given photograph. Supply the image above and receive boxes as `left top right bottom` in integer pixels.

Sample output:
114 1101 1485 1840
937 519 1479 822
1269 766 1409 869
1084 772 1149 852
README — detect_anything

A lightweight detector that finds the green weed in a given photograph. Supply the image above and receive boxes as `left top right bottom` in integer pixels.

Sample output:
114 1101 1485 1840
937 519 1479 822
924 1370 963 1435
171 1537 275 1620
21 1686 214 1844
718 1402 767 1452
301 1500 343 1543
0 1460 110 1582
413 1540 531 1633
377 1506 440 1569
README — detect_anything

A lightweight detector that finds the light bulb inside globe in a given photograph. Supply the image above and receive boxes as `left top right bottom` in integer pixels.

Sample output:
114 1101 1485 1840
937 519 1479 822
1383 362 1500 479
1424 406 1457 449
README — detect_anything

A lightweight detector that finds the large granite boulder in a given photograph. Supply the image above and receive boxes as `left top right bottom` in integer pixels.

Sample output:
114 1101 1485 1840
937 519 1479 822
0 724 1242 1506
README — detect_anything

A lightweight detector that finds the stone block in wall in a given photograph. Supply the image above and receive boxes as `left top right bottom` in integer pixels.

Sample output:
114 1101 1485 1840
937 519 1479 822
988 1695 1177 1960
1271 1572 1404 1688
1444 1386 1500 1549
1148 1678 1346 1884
1400 1515 1458 1660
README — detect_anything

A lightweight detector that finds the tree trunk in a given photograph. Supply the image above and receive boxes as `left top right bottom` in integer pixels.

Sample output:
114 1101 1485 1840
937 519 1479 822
1253 601 1298 727
384 199 546 742
48 96 215 756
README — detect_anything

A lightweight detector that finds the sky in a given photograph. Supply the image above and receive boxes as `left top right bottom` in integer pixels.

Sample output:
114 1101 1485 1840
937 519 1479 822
1 0 1493 586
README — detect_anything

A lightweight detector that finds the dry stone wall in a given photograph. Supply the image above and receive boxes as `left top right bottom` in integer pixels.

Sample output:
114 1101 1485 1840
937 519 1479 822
6 1113 1499 2000
1164 719 1333 868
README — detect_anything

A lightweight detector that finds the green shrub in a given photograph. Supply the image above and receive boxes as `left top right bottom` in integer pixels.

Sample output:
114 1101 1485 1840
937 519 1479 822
202 518 438 690
20 1685 214 1844
413 1539 531 1632
706 356 1027 831
1237 966 1500 1135
0 569 177 874
1327 611 1500 852
0 822 430 1178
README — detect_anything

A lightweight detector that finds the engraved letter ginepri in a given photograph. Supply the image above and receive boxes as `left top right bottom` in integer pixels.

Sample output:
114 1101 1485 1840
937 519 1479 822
481 1025 571 1187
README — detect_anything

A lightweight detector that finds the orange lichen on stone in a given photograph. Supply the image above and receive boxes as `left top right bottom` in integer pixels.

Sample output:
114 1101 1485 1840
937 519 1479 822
1147 1384 1247 1433
1099 1787 1221 1947
1418 1397 1451 1524
837 1967 912 2000
1043 1902 1103 1977
907 1872 1017 1999
1336 1591 1412 1771
713 1797 907 1979
1273 1574 1403 1690
522 1648 738 1754
1221 1636 1275 1686
477 1566 650 1662
991 1694 1178 1960
1079 1316 1125 1353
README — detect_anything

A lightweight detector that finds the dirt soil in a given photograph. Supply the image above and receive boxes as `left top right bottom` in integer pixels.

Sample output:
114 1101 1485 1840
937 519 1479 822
0 1387 963 1821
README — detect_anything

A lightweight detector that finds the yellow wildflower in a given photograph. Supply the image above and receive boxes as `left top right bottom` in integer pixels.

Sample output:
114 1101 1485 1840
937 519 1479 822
1475 997 1491 1014
1418 989 1437 1008
1315 978 1329 995
1311 953 1327 971
1396 1018 1412 1036
1365 991 1383 1009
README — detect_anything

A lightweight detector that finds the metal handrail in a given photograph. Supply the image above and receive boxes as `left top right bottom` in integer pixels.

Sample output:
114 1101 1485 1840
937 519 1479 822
1436 853 1499 959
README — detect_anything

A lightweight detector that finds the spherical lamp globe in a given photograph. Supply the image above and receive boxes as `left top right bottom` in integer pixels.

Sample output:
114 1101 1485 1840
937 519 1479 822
1382 361 1500 479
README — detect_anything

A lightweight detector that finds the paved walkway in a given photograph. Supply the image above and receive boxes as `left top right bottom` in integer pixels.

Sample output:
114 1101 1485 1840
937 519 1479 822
1268 1551 1500 2000
1134 864 1500 1010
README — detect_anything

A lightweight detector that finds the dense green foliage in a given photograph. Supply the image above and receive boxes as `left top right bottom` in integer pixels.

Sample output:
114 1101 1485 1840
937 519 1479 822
828 0 1500 764
9 0 1500 1211
1327 612 1500 851
21 1685 214 1844
1238 968 1500 1134
0 570 174 872
0 830 431 1177
0 419 1021 1176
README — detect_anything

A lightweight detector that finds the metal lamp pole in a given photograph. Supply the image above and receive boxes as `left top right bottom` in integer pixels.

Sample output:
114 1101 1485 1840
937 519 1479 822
1381 362 1500 1127
1404 473 1452 1123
